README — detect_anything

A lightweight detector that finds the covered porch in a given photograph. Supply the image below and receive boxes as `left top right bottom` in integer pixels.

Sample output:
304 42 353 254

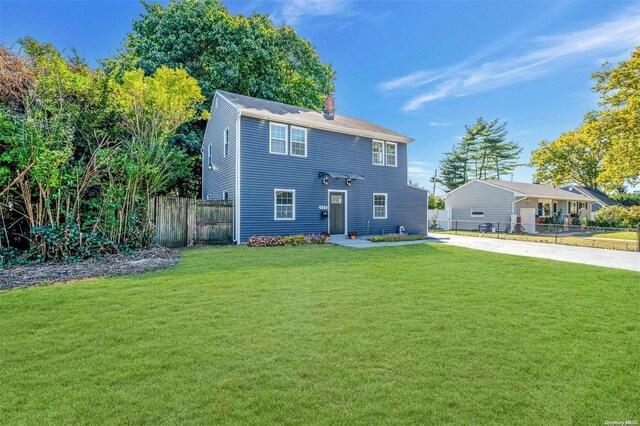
514 197 592 234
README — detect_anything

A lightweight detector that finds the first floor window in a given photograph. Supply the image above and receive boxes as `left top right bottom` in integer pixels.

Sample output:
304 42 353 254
538 202 552 217
207 144 212 168
471 208 484 217
372 140 384 165
274 189 295 220
373 193 387 219
569 202 577 214
386 142 397 167
270 123 288 155
290 126 307 157
223 191 229 202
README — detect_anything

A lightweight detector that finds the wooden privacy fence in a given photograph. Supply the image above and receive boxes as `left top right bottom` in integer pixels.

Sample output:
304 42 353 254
149 196 233 248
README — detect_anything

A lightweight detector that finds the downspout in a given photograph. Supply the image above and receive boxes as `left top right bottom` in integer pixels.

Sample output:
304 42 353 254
512 196 527 216
233 111 241 244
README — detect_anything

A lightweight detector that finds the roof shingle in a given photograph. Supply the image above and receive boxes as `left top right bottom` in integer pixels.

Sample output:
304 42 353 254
216 90 413 143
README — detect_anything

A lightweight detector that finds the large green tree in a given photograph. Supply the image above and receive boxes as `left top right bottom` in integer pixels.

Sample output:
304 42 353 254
0 39 203 261
530 47 640 191
530 115 607 189
592 47 640 188
106 0 336 196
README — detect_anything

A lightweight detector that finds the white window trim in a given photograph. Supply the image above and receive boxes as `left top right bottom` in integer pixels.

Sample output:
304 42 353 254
269 122 288 155
373 193 388 219
385 142 397 167
223 128 229 158
207 144 212 167
274 188 295 221
470 208 484 218
222 190 229 202
289 125 308 158
372 140 385 166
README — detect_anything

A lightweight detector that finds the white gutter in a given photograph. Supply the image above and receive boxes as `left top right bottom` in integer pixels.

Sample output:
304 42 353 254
239 109 414 144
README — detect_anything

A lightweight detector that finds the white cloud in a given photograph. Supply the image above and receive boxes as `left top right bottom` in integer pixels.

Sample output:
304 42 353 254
407 160 434 187
280 0 349 25
380 6 640 111
428 121 452 127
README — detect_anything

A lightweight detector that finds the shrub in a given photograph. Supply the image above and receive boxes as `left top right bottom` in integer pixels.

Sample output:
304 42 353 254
248 233 329 247
628 206 640 228
246 236 285 247
347 231 358 238
370 234 426 243
594 205 639 228
611 193 640 207
306 233 329 244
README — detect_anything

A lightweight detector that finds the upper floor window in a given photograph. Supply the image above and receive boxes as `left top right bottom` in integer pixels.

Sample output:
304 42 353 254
223 128 229 158
274 189 295 220
270 123 288 155
372 140 384 165
207 144 212 168
373 193 387 219
386 142 397 167
290 126 307 157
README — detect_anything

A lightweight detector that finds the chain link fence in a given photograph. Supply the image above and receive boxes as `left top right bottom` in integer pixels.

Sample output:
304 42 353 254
429 219 640 252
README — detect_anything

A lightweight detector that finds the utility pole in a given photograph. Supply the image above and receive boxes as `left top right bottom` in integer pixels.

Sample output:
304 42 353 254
432 169 437 196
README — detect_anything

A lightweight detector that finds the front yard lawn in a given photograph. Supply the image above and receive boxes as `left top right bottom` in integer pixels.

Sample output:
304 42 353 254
438 229 638 251
591 230 638 241
1 244 638 424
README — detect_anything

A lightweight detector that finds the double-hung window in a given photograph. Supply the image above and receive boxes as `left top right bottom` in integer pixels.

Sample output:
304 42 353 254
385 142 397 167
223 128 229 158
373 193 387 219
270 123 288 155
274 189 295 220
372 140 384 165
290 126 307 157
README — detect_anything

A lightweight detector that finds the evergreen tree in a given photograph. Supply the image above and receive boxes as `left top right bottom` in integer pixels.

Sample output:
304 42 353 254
437 118 522 191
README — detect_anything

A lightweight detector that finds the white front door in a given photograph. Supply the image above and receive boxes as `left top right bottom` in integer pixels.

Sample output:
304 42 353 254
520 208 537 234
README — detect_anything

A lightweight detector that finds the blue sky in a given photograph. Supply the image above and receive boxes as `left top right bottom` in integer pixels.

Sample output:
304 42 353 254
3 0 640 194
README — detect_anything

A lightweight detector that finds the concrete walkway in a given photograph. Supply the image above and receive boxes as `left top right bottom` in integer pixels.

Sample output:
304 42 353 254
429 233 640 272
329 236 431 248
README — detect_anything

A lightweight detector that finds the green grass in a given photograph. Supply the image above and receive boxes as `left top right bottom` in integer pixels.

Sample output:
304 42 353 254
1 244 639 424
591 231 638 240
438 229 639 251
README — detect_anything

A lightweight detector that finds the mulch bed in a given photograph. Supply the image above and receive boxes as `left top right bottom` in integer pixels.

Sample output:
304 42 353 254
0 247 180 291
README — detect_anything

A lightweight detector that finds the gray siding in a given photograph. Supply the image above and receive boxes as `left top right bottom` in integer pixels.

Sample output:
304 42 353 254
202 94 237 201
445 181 514 225
238 116 426 242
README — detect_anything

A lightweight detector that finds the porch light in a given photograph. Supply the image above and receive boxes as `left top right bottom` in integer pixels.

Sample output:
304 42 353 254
346 178 353 187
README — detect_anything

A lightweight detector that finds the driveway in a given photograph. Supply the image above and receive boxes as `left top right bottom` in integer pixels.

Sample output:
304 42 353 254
329 235 431 248
429 233 640 272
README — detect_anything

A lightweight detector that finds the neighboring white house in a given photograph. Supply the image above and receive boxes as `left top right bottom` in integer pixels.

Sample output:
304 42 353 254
560 184 622 220
443 180 595 233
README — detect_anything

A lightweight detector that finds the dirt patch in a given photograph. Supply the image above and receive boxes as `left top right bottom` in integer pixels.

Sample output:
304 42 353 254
0 247 180 291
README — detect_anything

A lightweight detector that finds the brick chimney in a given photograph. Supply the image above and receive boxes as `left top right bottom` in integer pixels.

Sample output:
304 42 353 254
323 93 335 119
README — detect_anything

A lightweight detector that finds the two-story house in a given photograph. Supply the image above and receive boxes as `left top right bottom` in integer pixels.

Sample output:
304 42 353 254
202 90 427 243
